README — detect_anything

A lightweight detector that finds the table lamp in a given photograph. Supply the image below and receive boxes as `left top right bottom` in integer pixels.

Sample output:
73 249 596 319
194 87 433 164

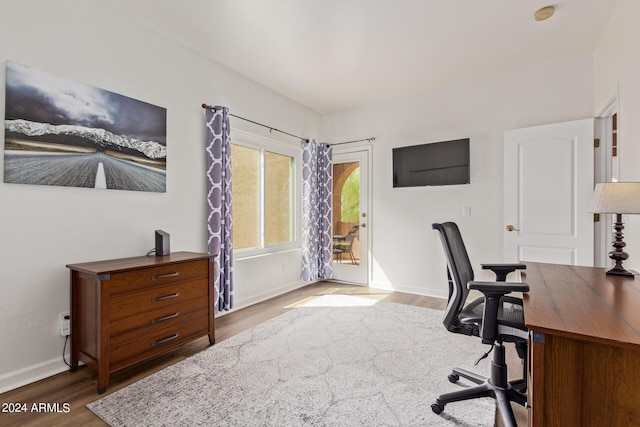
589 182 640 276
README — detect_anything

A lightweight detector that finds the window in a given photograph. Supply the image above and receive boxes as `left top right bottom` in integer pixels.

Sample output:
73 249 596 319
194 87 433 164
231 144 261 249
231 132 297 254
264 151 293 244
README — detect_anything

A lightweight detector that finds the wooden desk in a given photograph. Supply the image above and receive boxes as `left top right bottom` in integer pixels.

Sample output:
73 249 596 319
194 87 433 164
522 262 640 426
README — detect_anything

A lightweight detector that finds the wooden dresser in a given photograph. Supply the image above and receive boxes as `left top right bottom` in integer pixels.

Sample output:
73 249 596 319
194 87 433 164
67 252 216 393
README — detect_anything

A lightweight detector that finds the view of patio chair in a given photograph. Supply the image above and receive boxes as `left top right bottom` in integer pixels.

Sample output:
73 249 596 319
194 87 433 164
332 225 359 264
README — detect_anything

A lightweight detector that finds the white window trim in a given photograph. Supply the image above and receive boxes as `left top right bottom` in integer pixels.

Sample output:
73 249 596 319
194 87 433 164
231 128 301 259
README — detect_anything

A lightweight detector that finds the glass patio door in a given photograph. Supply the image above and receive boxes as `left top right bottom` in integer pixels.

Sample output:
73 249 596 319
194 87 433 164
332 149 369 285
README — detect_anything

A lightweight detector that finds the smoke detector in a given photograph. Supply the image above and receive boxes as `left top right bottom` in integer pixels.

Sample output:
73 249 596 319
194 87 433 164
534 6 555 21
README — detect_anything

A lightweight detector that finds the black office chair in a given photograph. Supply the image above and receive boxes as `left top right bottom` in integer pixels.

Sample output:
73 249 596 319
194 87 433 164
430 222 529 427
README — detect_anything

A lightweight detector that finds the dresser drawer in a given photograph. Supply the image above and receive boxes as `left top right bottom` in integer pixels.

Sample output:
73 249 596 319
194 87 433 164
110 315 209 370
110 278 209 321
109 259 209 295
110 297 209 343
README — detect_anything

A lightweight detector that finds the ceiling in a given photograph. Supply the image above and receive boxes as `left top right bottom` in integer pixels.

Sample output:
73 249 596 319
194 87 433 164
101 0 619 114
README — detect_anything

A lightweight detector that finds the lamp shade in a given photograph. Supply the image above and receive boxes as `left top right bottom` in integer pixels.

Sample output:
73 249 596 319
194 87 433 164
589 182 640 214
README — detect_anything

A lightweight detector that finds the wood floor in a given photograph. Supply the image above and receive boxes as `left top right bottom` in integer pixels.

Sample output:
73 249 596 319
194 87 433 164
0 282 526 426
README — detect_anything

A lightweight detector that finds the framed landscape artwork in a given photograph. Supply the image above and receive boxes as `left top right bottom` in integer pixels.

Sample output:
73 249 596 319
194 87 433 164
3 60 167 192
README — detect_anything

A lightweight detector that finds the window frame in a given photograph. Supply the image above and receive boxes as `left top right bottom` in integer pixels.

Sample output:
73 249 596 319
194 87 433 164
230 129 301 259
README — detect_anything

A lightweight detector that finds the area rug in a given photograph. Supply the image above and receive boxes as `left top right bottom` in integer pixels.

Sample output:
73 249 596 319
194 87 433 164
88 295 494 426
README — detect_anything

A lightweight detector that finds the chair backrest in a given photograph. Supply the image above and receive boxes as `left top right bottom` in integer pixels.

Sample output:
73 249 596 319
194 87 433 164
344 225 359 247
432 222 475 334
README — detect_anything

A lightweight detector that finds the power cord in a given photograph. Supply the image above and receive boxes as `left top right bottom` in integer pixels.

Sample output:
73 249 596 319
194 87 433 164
474 344 494 365
62 335 71 368
146 248 156 256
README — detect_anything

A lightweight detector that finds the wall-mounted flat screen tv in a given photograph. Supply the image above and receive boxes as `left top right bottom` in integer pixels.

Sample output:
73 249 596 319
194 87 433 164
393 138 470 187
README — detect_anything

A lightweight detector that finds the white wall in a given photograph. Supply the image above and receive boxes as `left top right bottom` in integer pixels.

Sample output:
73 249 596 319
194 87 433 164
0 1 319 392
322 56 594 298
593 0 640 272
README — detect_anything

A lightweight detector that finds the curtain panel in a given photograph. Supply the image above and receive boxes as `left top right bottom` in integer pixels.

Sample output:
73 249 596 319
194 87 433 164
301 139 333 281
205 106 234 313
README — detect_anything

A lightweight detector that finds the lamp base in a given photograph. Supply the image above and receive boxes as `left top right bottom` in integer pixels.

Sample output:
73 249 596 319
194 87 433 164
605 266 636 276
606 215 636 277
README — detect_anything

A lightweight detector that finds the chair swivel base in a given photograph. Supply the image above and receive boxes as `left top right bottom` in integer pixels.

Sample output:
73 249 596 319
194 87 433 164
431 344 527 427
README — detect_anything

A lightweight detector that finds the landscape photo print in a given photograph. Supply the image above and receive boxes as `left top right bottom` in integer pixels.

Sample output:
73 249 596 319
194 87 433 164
4 61 167 192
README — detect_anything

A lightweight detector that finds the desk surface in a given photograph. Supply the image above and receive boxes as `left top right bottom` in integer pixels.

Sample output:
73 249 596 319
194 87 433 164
522 261 640 351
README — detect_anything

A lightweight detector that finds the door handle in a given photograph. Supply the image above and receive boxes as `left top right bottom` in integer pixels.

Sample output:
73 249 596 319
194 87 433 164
505 225 521 232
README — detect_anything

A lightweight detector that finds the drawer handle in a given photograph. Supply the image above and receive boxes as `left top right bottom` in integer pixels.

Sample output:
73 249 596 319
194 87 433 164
151 312 180 324
152 272 180 280
151 292 180 303
151 333 180 346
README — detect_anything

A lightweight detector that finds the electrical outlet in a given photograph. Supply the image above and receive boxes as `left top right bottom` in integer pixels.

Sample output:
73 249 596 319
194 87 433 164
59 312 70 336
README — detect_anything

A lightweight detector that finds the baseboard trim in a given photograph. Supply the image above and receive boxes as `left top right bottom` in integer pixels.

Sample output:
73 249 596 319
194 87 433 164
219 280 309 316
0 355 70 394
370 280 448 300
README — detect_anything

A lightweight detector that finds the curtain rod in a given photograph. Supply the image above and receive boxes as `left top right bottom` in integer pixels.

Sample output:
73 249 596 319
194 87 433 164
202 104 375 146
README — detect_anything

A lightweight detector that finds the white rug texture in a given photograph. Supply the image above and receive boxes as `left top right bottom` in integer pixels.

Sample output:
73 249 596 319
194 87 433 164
87 295 494 426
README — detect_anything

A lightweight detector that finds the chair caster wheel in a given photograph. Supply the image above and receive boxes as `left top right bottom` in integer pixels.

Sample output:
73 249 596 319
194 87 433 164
448 374 460 383
431 403 444 414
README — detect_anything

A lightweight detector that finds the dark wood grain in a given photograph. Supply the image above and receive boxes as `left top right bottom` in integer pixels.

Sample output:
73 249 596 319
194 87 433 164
67 252 215 393
66 252 213 276
523 262 640 427
523 262 640 349
108 260 209 295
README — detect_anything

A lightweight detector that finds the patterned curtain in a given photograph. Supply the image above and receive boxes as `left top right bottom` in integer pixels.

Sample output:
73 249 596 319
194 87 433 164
205 106 233 313
301 139 333 281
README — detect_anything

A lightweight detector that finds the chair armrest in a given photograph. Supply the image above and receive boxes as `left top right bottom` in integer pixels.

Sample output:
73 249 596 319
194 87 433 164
481 263 527 282
467 281 529 344
468 281 529 294
501 295 523 305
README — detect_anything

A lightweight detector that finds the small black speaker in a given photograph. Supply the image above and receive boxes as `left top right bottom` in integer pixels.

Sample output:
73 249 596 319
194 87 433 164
155 230 170 256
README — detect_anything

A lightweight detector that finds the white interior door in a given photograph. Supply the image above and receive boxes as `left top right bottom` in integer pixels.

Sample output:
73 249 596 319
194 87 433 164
503 119 594 266
331 149 369 285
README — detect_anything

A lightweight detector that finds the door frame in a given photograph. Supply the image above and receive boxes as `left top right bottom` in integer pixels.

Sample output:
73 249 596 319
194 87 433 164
594 95 619 267
331 144 372 286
